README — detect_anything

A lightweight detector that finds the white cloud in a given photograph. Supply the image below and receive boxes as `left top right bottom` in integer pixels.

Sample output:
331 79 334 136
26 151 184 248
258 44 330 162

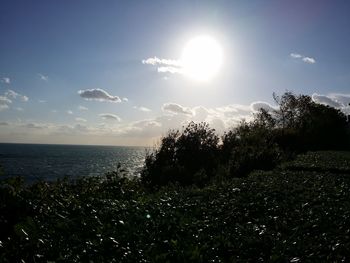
38 100 46 103
250 101 276 112
142 56 181 66
0 96 12 104
15 107 24 111
312 93 346 108
122 97 128 102
5 89 28 102
0 89 29 110
99 113 121 121
75 117 87 122
290 53 303 59
78 88 121 103
302 57 316 64
142 56 183 75
290 52 316 64
38 73 48 81
1 77 10 84
133 106 151 112
162 103 193 115
78 105 88 111
157 66 182 74
67 110 73 115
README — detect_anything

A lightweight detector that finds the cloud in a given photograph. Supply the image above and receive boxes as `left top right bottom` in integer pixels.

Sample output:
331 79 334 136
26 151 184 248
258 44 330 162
75 117 87 122
142 56 183 75
38 73 48 81
0 122 9 125
162 103 193 115
122 97 128 102
24 123 45 129
142 56 181 66
78 105 88 111
1 77 10 84
312 93 343 108
78 88 121 103
302 57 316 64
5 89 28 102
312 93 350 115
15 107 24 111
157 66 182 74
99 113 121 121
133 106 151 112
290 53 316 64
250 101 276 112
0 95 11 111
67 110 73 115
290 53 303 59
38 100 46 103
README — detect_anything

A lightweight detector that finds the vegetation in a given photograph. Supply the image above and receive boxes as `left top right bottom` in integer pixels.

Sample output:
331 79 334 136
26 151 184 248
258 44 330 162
1 92 350 261
1 151 350 261
141 92 350 186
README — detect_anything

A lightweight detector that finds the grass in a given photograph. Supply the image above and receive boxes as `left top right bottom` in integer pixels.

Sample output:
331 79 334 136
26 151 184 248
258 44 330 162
1 151 350 262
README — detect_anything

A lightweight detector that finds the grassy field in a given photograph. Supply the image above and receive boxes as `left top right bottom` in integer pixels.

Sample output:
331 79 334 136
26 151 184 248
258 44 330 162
1 151 350 262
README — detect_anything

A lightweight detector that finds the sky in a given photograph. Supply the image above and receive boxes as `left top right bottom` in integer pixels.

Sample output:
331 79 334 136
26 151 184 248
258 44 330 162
1 0 350 146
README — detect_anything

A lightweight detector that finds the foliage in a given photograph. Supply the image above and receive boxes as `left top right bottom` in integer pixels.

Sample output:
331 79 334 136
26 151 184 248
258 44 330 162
141 122 219 187
271 92 349 151
221 114 283 178
1 151 350 261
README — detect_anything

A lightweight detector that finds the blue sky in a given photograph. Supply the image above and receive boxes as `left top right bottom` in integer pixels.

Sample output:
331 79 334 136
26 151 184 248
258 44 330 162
1 0 350 145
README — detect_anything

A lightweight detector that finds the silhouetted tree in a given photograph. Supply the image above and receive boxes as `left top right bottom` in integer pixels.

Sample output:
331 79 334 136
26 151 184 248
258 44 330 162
141 122 219 187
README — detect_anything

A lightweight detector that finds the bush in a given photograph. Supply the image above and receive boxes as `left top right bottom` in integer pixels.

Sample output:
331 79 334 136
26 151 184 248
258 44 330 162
222 117 283 178
141 122 219 187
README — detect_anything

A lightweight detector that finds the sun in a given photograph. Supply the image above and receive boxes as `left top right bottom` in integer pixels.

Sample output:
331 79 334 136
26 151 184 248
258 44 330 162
180 35 223 82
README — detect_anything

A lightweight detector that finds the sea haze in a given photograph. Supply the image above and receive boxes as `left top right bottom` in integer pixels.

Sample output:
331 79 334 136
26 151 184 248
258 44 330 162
0 143 146 182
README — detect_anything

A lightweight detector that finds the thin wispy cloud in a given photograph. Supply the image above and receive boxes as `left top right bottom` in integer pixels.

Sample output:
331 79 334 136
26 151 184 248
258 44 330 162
142 56 183 74
99 113 121 121
5 90 29 102
78 88 121 103
75 117 87 122
133 106 151 112
290 53 303 59
142 57 181 66
38 73 48 81
78 105 88 111
122 97 129 102
1 77 10 84
67 110 73 115
0 96 11 111
0 89 28 111
162 102 193 115
290 53 316 64
38 100 46 103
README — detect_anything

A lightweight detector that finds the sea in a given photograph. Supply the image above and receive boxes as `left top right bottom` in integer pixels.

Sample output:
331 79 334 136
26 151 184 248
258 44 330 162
0 143 147 182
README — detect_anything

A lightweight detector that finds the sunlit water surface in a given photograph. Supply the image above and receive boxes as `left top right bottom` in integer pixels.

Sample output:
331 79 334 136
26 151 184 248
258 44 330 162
0 143 147 182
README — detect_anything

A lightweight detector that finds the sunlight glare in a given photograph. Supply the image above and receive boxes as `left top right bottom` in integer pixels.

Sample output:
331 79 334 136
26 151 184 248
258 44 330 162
181 35 223 82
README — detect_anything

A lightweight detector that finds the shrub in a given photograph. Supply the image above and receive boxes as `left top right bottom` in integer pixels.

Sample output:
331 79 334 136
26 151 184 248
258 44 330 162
222 118 283 178
141 122 219 187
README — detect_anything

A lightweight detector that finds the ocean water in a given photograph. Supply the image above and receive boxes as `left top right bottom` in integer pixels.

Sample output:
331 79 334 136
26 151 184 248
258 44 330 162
0 143 147 182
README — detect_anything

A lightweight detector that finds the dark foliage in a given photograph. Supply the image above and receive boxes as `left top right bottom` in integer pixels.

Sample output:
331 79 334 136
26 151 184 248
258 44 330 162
271 92 349 151
1 152 350 262
141 122 219 187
